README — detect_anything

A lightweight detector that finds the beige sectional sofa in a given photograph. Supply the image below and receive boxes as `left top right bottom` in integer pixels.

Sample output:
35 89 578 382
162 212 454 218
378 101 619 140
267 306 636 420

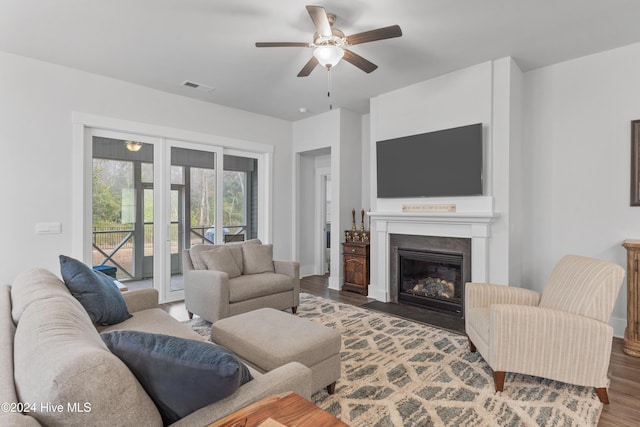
1 268 311 426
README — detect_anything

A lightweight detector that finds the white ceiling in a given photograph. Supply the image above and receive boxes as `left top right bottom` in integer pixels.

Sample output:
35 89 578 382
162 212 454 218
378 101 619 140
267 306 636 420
3 0 640 121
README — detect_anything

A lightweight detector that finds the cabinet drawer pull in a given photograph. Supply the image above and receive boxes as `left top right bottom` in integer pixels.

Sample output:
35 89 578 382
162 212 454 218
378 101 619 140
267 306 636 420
351 248 356 252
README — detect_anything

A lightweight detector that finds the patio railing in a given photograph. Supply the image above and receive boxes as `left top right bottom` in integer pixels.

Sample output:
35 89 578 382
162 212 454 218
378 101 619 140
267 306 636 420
93 223 247 280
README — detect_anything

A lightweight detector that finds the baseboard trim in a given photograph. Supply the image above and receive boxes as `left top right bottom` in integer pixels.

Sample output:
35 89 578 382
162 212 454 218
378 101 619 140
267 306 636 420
610 315 625 339
299 265 316 278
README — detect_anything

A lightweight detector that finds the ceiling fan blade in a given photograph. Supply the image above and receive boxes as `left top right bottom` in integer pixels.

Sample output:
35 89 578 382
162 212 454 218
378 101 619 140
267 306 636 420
346 25 402 46
306 5 332 37
297 56 319 77
343 49 378 73
255 42 311 48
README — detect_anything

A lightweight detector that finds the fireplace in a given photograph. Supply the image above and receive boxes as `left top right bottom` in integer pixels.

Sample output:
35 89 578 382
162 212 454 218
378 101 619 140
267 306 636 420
389 234 472 318
398 249 463 315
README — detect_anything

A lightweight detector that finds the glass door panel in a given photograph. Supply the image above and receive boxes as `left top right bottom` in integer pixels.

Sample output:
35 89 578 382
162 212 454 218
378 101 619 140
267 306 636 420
87 129 268 303
223 154 258 242
92 136 155 291
167 145 218 300
170 187 184 291
190 167 217 244
141 186 154 279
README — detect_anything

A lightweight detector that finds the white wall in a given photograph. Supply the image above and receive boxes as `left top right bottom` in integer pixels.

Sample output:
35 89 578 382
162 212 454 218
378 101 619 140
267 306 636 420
4 41 635 336
361 114 371 211
493 57 524 285
369 60 522 284
292 108 362 289
0 52 293 283
522 41 640 336
292 110 341 280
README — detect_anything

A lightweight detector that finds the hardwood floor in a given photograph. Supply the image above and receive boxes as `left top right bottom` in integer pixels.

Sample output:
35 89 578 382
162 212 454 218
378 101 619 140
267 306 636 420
163 274 640 426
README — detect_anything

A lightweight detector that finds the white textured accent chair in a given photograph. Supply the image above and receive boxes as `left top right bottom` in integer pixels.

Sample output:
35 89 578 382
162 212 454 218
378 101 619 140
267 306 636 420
465 255 625 404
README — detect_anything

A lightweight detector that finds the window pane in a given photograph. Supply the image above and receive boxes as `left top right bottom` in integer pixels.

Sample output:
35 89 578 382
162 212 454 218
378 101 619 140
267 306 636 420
223 170 247 238
170 189 179 255
92 158 135 279
92 137 155 286
190 167 216 244
223 154 257 241
171 165 184 185
141 163 153 183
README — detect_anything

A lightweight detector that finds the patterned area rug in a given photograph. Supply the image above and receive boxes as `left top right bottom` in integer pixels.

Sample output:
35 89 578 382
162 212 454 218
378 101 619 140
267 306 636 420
186 293 603 427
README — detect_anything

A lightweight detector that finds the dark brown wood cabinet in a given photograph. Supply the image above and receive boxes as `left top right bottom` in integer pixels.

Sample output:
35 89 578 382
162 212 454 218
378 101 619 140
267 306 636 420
623 239 640 357
342 241 370 296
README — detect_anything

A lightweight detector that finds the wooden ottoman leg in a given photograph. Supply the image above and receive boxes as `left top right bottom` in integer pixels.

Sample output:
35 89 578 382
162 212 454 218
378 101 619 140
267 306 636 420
292 306 298 314
468 337 476 353
188 311 193 320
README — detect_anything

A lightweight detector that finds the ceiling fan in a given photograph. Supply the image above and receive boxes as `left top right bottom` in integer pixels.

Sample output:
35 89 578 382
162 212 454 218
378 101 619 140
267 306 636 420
255 5 402 77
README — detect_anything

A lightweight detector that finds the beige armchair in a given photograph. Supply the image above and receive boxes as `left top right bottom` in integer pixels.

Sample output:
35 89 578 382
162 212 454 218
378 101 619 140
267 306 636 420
183 240 300 323
465 255 624 404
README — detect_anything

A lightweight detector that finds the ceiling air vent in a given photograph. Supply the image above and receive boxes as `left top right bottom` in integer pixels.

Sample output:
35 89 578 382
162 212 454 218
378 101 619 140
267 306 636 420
181 80 215 93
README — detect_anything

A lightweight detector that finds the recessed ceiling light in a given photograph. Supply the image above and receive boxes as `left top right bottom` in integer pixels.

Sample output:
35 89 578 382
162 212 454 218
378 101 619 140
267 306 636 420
299 107 308 113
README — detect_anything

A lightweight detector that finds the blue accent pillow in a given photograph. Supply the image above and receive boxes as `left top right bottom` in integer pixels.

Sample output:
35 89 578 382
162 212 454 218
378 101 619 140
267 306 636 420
100 331 253 425
59 255 132 325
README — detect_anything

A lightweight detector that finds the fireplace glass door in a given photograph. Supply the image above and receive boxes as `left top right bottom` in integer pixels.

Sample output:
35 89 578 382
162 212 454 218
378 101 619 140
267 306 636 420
398 249 463 316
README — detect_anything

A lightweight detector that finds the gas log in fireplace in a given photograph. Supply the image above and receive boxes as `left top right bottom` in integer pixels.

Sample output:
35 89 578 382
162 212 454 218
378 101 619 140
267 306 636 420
390 234 471 318
398 249 464 315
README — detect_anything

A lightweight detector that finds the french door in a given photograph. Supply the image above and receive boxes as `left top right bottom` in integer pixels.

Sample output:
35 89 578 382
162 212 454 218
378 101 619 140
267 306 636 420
88 129 222 302
77 113 271 304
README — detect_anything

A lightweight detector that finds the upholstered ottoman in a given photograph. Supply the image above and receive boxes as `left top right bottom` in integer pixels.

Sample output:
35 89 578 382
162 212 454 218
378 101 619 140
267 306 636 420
211 307 341 394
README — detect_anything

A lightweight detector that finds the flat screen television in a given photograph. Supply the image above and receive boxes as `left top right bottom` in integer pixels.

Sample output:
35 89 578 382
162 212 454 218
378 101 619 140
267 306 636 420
376 123 483 198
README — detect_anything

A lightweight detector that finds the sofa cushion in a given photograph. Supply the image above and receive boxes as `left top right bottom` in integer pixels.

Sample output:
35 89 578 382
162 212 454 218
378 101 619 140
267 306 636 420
101 330 253 425
10 267 74 324
201 246 242 278
98 307 207 341
190 244 222 270
13 297 161 426
242 244 275 275
229 273 294 303
59 255 132 325
189 239 261 271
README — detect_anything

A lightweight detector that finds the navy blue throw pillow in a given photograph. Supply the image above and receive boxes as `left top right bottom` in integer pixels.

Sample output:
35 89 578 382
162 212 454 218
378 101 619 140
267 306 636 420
59 255 132 325
100 331 253 425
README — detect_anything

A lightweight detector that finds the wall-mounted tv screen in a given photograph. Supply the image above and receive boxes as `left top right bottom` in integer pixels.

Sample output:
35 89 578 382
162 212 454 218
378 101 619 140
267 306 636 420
376 123 483 198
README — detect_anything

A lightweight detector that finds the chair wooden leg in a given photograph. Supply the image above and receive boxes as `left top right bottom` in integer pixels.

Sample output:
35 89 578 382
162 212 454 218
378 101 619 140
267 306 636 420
326 382 336 395
595 387 609 404
292 306 298 314
468 337 477 353
493 371 506 392
188 311 193 320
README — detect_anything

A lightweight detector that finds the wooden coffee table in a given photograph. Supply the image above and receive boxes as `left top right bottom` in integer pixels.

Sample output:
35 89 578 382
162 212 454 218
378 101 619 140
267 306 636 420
207 392 348 427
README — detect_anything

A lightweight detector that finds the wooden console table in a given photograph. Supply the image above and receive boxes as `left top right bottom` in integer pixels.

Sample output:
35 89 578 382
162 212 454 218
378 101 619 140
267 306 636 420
207 392 347 427
622 239 640 357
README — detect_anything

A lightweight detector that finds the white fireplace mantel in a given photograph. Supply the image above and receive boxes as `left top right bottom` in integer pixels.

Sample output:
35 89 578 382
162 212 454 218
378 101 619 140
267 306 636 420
367 211 500 302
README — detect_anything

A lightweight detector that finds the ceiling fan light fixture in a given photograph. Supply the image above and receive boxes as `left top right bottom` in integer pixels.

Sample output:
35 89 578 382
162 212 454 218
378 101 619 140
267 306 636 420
125 141 143 152
313 45 344 68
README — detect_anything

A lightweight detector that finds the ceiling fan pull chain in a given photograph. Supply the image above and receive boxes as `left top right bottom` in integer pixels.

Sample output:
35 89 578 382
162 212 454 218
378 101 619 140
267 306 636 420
328 66 333 110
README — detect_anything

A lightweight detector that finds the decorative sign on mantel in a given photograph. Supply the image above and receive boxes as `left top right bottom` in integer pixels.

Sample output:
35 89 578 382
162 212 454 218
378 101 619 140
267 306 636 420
402 204 457 213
